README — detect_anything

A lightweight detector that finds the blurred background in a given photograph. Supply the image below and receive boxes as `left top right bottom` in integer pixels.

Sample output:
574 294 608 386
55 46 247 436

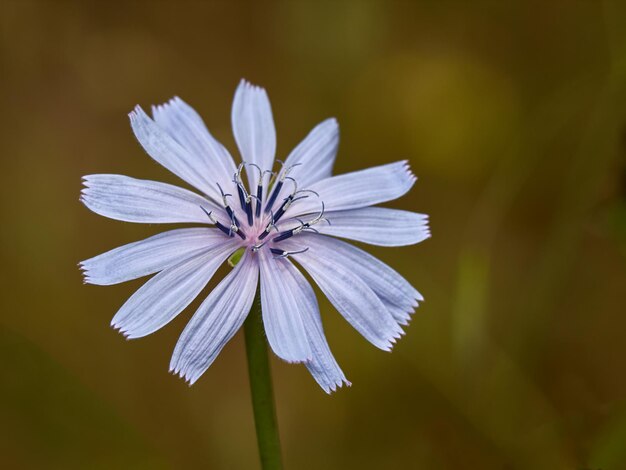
2 1 626 469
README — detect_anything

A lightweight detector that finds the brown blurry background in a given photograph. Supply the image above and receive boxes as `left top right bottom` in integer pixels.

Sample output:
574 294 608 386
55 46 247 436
2 1 626 469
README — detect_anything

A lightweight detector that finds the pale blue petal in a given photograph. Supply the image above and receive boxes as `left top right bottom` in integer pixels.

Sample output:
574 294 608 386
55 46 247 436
151 97 237 197
292 233 423 322
81 174 220 224
286 161 416 217
278 258 350 393
80 228 226 285
283 239 404 351
383 301 414 327
259 250 312 363
283 118 338 188
111 239 239 339
231 80 276 189
316 207 430 246
170 253 259 384
129 106 226 201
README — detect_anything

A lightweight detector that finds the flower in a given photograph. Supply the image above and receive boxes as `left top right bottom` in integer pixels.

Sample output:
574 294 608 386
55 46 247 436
80 79 430 393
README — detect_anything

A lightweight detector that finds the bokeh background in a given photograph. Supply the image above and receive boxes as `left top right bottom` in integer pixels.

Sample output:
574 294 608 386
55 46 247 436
2 1 626 469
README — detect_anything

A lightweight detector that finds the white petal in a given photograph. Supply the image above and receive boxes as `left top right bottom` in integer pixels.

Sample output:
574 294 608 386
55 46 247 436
231 80 276 189
80 228 226 285
315 207 430 246
111 239 239 339
151 97 237 197
259 250 311 363
129 106 226 201
170 253 259 384
292 233 423 318
282 239 403 351
286 161 416 217
277 258 350 393
282 118 338 188
81 174 220 224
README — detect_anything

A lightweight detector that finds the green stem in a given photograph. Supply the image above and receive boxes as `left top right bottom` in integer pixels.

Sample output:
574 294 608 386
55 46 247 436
244 293 283 470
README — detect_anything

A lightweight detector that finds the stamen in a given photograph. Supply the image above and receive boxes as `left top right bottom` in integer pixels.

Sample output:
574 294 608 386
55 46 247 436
271 187 318 224
307 201 329 227
233 174 253 227
233 163 248 211
216 182 241 229
272 194 306 223
255 182 263 218
258 210 278 240
244 194 256 226
254 168 272 218
236 183 248 213
271 229 295 243
200 206 234 238
264 162 301 213
270 247 309 259
264 180 283 214
251 240 268 252
228 212 247 240
274 202 328 242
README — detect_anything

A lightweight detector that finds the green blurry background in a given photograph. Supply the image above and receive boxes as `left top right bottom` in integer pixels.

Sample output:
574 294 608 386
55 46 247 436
2 1 626 469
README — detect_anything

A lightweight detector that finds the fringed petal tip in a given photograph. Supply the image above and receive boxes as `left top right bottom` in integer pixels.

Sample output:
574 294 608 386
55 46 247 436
168 366 193 386
80 175 92 185
323 378 352 395
150 96 187 121
127 105 144 121
386 334 403 351
281 356 314 365
110 321 130 340
169 363 203 386
110 320 148 341
151 96 174 113
78 261 93 285
238 78 267 94
400 159 417 182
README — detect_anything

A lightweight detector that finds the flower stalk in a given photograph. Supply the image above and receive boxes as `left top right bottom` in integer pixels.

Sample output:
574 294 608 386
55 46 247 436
244 292 283 470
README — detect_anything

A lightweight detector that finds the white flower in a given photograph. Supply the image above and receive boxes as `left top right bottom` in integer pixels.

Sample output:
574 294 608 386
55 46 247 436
80 80 430 393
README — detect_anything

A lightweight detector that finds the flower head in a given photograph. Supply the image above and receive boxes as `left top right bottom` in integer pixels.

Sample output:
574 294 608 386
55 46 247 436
80 80 430 393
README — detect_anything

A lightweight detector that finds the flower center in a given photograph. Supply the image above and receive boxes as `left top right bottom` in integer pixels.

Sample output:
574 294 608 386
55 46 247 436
201 162 329 259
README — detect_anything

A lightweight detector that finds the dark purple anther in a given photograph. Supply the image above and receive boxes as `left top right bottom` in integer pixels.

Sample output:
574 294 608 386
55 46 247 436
224 205 240 229
255 183 263 218
236 183 247 213
214 220 234 237
272 196 291 223
272 229 294 243
264 180 283 213
245 199 253 226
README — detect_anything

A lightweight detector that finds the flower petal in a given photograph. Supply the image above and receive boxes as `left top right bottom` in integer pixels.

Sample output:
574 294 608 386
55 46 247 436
278 258 350 393
315 207 430 246
80 228 226 285
282 239 404 351
151 97 237 196
291 233 423 322
81 174 220 224
259 250 312 363
111 239 239 339
231 80 276 189
170 252 259 384
129 106 226 201
282 118 339 188
286 161 416 217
